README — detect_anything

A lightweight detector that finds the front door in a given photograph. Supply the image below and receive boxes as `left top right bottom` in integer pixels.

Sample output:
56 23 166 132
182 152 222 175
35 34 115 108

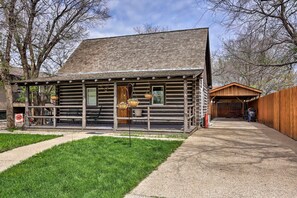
117 86 130 124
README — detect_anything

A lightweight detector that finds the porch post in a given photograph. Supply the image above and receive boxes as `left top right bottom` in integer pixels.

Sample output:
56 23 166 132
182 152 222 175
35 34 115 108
82 82 86 129
184 79 188 132
147 106 150 131
113 82 118 131
53 107 57 128
24 85 30 127
193 79 197 126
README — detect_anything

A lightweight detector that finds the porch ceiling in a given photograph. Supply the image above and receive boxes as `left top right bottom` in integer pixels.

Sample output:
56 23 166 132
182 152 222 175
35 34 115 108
12 69 203 86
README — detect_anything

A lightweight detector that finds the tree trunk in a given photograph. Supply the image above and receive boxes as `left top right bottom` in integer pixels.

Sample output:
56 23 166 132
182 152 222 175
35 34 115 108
4 82 14 128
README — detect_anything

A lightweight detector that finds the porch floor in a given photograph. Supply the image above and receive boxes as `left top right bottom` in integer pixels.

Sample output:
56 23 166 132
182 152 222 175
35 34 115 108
27 122 194 133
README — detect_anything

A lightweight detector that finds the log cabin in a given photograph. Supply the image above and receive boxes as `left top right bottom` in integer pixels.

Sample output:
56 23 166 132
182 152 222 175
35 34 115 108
13 28 212 133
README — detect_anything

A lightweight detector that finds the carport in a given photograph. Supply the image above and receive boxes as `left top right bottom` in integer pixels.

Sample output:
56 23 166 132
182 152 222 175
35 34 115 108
209 82 262 119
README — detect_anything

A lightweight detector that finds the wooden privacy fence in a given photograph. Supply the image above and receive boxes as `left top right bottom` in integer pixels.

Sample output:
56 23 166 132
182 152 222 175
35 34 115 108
249 86 297 140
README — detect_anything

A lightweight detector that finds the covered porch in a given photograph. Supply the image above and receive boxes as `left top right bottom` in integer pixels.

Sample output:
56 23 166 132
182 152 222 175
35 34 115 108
14 69 203 133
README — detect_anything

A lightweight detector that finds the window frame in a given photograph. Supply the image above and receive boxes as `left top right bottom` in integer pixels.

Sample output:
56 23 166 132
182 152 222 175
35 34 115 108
86 87 98 107
151 85 165 105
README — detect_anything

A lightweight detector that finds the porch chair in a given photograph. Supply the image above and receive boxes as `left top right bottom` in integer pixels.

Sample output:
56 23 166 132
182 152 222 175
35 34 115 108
86 106 102 124
67 109 82 124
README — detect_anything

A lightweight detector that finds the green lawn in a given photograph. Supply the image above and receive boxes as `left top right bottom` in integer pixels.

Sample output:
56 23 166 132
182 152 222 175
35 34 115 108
0 137 182 198
0 133 60 153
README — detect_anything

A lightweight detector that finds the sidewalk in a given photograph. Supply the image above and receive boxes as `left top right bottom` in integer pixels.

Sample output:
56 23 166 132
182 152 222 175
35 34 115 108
125 119 297 198
0 133 92 173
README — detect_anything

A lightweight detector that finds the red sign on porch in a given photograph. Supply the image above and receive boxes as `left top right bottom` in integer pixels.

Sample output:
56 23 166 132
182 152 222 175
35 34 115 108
15 113 24 127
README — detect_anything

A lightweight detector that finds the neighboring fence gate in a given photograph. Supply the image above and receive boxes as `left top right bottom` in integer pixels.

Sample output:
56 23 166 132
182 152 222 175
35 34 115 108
248 86 297 140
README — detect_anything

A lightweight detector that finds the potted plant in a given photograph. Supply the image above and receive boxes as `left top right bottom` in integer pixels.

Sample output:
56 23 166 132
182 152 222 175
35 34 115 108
127 98 139 107
118 102 128 110
144 93 153 100
51 95 58 101
134 109 142 117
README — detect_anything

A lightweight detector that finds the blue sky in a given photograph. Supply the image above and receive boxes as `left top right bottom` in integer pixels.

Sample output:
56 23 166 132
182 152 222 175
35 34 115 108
89 0 227 52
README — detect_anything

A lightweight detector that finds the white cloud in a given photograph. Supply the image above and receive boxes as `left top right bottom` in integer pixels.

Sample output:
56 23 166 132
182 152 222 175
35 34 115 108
87 0 226 51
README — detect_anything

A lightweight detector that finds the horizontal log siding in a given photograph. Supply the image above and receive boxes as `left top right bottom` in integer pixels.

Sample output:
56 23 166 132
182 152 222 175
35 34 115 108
57 84 82 123
58 84 82 106
131 80 193 123
97 83 114 122
198 78 203 121
58 83 114 123
197 77 209 121
203 83 209 115
57 78 196 125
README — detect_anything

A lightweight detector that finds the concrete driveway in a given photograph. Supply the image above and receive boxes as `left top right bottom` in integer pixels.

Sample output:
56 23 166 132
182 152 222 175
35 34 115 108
126 118 297 198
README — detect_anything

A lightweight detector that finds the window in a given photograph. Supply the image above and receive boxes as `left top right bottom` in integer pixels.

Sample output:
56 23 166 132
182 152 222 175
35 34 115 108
152 85 165 105
87 87 97 106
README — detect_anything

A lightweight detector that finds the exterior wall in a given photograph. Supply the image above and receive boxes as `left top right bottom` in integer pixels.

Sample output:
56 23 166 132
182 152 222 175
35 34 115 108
0 85 24 120
57 82 115 123
0 86 6 111
197 71 209 125
0 86 6 119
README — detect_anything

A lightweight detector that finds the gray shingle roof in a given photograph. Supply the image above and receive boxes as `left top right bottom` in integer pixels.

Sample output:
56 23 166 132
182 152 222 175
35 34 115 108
12 28 212 85
58 28 209 75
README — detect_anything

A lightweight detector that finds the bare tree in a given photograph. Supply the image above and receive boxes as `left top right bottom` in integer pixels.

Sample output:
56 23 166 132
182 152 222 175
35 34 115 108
0 0 110 127
212 34 296 94
208 0 297 67
0 0 17 127
134 23 169 34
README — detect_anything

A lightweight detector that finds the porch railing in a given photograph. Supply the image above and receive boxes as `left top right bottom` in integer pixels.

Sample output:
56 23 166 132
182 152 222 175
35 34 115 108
26 105 83 128
25 104 196 132
117 105 195 132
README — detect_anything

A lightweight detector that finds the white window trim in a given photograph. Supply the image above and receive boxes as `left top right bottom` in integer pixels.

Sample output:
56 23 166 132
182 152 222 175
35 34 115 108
152 85 165 105
87 87 97 106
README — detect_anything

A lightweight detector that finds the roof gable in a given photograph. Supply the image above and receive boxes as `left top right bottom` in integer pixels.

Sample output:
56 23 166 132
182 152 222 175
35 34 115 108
210 82 262 97
58 28 209 75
